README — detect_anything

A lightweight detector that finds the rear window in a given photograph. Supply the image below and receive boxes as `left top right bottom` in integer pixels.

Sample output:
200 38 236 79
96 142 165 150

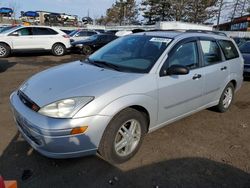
33 27 58 35
218 40 239 60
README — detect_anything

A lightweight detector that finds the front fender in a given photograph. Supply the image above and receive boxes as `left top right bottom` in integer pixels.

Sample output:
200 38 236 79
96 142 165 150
96 94 158 129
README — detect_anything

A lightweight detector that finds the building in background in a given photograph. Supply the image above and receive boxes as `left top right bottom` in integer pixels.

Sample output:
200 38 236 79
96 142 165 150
216 14 250 31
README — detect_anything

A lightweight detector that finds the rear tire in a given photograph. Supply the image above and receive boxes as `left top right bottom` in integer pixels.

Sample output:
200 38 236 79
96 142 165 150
98 108 147 164
52 43 66 56
215 82 235 113
0 43 10 58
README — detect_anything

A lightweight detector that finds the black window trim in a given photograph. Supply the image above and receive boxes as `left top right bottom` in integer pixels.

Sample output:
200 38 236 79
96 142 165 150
160 37 201 77
198 37 225 67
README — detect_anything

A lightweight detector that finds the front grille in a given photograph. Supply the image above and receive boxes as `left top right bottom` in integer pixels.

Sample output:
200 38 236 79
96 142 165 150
18 90 40 112
16 119 42 145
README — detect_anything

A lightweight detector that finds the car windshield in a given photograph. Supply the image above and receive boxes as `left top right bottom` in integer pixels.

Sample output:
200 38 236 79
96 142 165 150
88 35 172 73
239 42 250 53
69 30 79 37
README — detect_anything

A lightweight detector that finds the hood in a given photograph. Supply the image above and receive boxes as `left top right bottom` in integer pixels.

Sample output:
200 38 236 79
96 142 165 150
19 61 142 107
242 53 250 65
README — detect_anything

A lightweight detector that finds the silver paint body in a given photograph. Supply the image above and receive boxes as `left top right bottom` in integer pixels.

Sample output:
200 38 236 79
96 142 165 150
10 32 244 158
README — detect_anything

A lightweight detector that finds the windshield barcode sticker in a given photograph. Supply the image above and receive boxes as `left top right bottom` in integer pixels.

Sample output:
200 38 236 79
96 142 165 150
150 38 172 44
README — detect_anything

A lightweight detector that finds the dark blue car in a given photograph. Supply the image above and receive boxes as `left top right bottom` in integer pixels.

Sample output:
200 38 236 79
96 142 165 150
239 41 250 77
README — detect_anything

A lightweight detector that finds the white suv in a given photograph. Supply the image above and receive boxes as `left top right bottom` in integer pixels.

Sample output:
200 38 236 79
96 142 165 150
0 26 71 57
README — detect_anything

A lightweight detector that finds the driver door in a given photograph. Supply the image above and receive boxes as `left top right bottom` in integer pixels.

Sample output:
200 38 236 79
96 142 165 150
9 28 34 50
157 38 205 125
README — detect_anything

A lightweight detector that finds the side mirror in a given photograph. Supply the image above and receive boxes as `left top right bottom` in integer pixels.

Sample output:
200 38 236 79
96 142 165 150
167 65 190 75
10 32 19 36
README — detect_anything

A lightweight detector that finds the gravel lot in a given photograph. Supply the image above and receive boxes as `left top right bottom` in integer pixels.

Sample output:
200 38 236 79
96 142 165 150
0 53 250 188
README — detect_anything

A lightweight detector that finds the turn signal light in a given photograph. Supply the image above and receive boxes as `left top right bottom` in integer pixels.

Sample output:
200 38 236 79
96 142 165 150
70 126 88 135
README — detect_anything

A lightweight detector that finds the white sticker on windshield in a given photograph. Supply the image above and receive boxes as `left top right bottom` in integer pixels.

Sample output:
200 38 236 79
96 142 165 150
150 37 172 44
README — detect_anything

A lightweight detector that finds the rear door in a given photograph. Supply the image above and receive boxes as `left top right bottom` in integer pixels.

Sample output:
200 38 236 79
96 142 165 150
157 38 205 124
198 38 229 105
32 27 58 49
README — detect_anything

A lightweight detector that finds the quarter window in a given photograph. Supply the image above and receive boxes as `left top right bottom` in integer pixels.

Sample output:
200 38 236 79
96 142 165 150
219 40 239 60
32 27 58 35
200 40 222 65
168 41 199 69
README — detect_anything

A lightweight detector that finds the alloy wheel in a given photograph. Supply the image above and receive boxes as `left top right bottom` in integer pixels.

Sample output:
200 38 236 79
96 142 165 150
114 119 142 157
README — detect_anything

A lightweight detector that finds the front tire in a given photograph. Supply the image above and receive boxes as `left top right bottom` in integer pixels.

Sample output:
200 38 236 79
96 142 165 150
82 45 92 55
98 108 147 164
52 43 66 56
0 43 10 58
215 82 235 113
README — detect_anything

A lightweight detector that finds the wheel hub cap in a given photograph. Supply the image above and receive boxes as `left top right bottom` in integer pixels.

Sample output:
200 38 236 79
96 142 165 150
114 119 141 157
0 46 6 56
54 45 63 55
223 87 233 108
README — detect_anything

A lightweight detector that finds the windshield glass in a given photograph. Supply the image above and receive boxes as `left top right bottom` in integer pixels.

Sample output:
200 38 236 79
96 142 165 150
69 30 79 37
239 42 250 53
89 35 172 73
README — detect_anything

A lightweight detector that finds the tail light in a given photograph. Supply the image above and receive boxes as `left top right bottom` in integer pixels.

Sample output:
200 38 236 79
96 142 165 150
63 35 70 38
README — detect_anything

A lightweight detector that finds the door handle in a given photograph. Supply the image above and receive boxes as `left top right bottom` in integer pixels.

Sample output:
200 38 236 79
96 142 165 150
220 66 227 71
192 74 202 80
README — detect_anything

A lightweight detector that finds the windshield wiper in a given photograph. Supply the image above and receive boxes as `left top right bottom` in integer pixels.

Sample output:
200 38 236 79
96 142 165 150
93 60 122 71
82 58 122 71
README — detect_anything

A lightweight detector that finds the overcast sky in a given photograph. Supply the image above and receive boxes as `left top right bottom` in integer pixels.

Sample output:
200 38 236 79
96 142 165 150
0 0 119 18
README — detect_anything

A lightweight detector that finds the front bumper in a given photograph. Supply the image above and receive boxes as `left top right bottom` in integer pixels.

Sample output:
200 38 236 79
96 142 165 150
10 91 111 159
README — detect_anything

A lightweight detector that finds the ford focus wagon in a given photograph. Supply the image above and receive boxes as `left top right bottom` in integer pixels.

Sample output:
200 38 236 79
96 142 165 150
10 30 244 164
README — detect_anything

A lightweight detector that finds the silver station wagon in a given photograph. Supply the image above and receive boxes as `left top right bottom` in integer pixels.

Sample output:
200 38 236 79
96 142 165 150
10 30 244 164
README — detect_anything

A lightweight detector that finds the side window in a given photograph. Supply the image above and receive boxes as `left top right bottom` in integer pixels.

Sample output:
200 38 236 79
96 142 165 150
33 28 58 35
87 31 96 36
200 40 222 65
218 40 239 60
168 41 199 69
15 28 32 36
47 28 58 35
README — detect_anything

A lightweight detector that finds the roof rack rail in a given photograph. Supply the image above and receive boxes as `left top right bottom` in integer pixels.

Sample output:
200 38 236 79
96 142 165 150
185 29 227 36
145 29 227 37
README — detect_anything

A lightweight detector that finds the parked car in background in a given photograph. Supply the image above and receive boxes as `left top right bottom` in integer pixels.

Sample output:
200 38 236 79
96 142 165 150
239 41 250 77
61 29 74 35
71 34 118 55
69 29 99 42
0 25 71 57
10 30 243 164
0 25 17 33
233 37 250 46
94 29 105 33
105 30 118 35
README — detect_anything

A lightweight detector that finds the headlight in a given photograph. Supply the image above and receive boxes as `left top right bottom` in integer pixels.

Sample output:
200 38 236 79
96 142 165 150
75 44 83 48
38 97 94 118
